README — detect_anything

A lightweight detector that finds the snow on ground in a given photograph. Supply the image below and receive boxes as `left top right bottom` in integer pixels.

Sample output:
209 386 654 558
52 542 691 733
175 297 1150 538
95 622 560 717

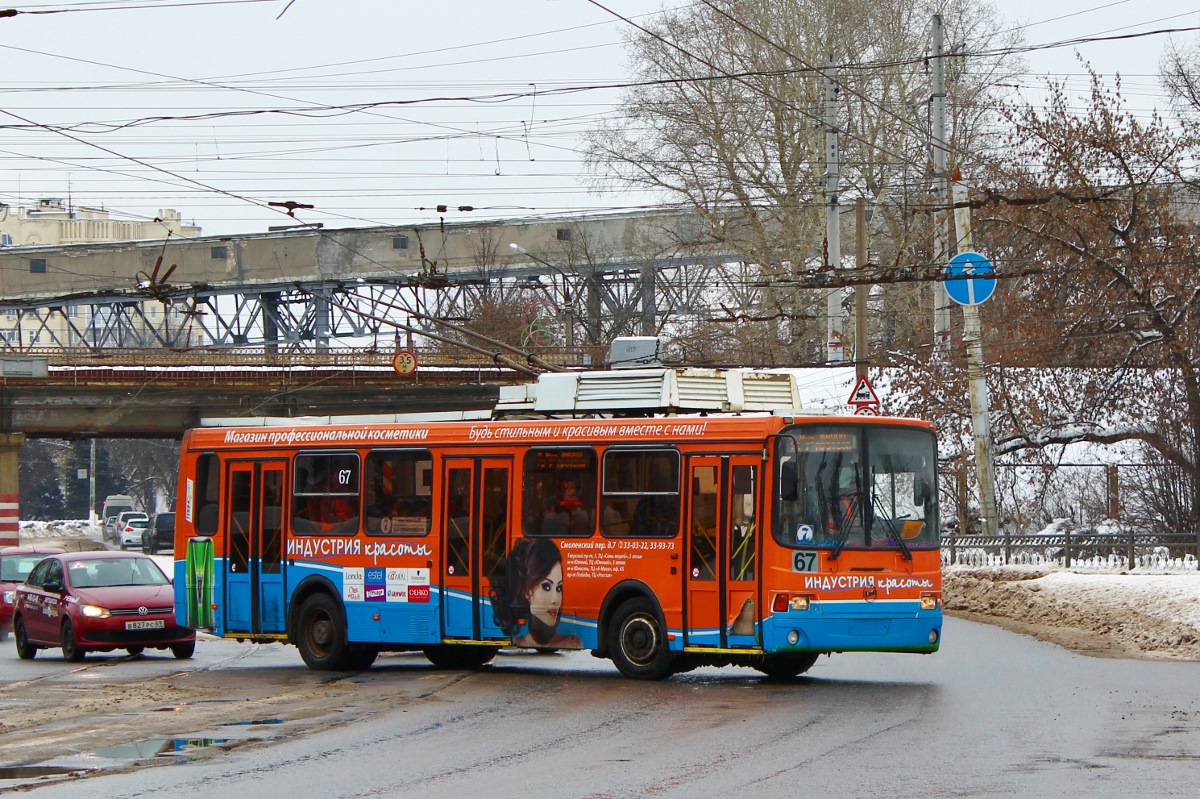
945 565 1200 661
14 521 1200 661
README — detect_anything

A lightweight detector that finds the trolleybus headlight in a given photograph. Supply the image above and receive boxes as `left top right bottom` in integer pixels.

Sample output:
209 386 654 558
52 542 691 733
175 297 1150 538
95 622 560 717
787 630 801 646
929 629 939 644
773 594 811 612
920 595 940 611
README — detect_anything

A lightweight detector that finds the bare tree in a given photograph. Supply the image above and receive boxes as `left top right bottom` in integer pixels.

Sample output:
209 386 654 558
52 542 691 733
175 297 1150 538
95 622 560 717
1161 37 1200 117
894 68 1200 531
585 0 1022 363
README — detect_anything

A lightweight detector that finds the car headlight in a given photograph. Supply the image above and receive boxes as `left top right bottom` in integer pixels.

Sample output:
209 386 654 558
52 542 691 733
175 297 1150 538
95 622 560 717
2 590 14 605
80 604 111 618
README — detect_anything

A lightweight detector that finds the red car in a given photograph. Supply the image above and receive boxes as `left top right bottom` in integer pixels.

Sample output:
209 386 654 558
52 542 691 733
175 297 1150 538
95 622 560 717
1 546 65 641
12 551 195 661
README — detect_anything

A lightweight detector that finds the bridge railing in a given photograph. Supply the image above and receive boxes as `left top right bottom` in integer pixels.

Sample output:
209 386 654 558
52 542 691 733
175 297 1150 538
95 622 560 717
8 345 612 371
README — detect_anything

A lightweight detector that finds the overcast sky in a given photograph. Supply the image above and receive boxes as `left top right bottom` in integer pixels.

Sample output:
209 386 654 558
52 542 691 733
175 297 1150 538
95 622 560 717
1 0 1197 237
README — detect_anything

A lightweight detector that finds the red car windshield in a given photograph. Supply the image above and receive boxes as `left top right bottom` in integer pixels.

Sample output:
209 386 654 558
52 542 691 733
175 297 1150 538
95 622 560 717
68 558 170 588
1 554 47 582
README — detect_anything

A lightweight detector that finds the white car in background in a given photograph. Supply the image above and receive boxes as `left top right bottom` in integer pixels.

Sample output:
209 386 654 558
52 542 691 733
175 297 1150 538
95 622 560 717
113 512 150 550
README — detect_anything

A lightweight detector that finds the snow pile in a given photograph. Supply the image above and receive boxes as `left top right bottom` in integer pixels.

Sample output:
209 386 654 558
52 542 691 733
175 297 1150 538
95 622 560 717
946 565 1200 661
17 520 106 551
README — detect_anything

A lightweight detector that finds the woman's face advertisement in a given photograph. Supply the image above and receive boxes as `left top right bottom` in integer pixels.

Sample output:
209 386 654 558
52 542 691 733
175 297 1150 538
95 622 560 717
527 561 564 628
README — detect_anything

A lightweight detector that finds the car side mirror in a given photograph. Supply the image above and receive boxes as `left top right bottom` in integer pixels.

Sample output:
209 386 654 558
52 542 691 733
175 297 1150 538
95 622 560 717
44 580 64 594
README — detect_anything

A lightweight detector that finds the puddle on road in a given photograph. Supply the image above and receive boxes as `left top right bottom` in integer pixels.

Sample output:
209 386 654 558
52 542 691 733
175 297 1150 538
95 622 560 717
0 766 79 779
89 738 229 760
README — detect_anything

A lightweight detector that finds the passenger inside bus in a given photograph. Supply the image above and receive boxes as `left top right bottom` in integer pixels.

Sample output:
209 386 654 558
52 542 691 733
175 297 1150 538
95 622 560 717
629 467 679 537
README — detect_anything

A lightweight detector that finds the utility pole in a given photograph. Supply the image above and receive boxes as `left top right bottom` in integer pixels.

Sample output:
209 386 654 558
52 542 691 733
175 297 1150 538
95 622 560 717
824 56 844 363
854 198 869 380
89 439 97 523
952 176 999 539
930 14 952 357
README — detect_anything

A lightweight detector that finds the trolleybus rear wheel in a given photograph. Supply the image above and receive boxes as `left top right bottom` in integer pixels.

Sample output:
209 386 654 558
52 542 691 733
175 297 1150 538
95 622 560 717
296 593 350 670
608 597 673 680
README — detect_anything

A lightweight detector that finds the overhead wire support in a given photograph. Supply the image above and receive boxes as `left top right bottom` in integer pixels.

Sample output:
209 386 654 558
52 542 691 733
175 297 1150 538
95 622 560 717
824 56 844 364
930 13 953 359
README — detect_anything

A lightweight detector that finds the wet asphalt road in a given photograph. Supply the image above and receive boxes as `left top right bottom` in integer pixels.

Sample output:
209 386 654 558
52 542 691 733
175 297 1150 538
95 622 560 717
2 616 1198 798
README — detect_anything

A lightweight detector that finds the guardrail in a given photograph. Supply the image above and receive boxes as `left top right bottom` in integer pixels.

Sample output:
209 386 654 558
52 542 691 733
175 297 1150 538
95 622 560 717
944 530 1200 571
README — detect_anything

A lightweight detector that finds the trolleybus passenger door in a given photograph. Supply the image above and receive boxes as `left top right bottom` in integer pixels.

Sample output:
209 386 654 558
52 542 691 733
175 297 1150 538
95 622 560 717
225 460 287 635
685 455 760 649
440 457 510 642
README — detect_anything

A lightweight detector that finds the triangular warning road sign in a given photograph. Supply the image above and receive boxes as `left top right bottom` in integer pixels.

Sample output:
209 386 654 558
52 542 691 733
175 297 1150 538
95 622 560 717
847 375 880 407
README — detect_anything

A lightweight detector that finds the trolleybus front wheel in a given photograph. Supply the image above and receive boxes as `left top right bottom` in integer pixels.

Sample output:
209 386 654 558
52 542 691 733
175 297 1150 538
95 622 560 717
608 597 674 680
422 644 498 670
753 652 820 679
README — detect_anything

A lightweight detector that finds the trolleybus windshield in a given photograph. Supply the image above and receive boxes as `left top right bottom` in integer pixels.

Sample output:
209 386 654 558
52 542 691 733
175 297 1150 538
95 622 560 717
775 424 938 555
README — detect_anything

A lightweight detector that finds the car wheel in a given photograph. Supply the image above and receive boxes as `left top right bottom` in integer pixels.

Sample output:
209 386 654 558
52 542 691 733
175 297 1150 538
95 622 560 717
126 646 145 656
14 617 37 660
608 597 674 680
61 619 86 662
171 641 196 659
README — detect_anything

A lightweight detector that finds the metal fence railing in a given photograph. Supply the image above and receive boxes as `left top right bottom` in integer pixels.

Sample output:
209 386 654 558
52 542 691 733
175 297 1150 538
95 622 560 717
943 531 1200 572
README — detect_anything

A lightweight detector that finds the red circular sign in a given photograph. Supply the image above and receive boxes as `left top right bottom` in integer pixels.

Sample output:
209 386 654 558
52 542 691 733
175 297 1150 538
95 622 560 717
392 351 418 375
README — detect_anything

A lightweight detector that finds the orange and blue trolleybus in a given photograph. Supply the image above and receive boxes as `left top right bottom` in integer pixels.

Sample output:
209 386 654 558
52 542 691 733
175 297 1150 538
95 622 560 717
174 368 941 679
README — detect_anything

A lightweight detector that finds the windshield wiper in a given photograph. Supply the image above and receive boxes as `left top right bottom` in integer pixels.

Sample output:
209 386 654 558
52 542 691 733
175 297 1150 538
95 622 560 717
872 493 913 561
829 464 863 561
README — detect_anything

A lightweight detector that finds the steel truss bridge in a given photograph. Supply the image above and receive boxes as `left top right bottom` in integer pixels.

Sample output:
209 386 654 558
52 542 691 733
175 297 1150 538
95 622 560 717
0 210 770 369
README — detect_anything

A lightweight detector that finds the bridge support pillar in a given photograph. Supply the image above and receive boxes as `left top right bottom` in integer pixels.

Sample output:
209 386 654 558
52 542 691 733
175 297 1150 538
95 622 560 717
0 433 25 547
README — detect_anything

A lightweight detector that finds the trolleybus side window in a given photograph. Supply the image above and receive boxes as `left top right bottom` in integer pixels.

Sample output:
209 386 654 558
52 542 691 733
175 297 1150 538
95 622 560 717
262 469 284 574
229 469 252 573
446 468 471 575
523 448 597 537
729 464 756 580
689 465 717 578
364 450 433 536
195 453 220 535
602 449 680 538
292 452 360 535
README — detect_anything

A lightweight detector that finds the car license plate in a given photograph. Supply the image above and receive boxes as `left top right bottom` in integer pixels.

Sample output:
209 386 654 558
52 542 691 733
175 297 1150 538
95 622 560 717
125 619 165 630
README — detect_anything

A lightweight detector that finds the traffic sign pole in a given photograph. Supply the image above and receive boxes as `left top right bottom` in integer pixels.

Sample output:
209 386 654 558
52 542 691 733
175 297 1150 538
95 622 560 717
952 180 999 539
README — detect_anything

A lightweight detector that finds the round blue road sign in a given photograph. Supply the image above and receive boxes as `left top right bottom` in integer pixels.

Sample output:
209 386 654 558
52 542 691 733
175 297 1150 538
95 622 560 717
944 251 996 306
